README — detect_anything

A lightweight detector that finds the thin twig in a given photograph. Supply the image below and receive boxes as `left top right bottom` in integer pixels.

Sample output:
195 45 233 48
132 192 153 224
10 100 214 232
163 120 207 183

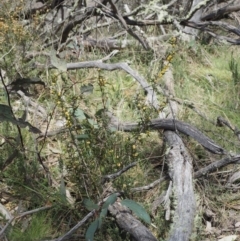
108 0 149 49
217 116 240 141
131 176 167 192
56 210 96 241
101 162 137 184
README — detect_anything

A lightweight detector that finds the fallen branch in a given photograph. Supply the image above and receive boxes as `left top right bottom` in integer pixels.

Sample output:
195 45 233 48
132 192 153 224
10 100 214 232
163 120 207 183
106 112 225 154
164 131 196 241
201 3 240 21
182 20 240 44
108 201 158 241
194 154 240 179
35 60 159 110
164 94 216 125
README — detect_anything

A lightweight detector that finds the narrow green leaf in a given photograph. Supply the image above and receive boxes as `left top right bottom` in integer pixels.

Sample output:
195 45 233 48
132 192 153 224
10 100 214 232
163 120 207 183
50 50 67 72
83 199 99 211
121 199 151 224
102 193 117 209
99 208 108 228
98 194 117 227
85 219 99 241
76 134 90 140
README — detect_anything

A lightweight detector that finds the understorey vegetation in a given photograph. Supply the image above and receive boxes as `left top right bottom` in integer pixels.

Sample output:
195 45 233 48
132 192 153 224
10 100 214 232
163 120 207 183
1 1 240 241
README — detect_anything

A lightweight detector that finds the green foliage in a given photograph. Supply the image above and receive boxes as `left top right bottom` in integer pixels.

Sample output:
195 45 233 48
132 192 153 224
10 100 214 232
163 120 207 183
84 194 152 240
8 213 52 241
83 199 99 211
84 194 118 240
50 49 67 72
85 219 99 241
59 175 67 202
2 1 240 240
102 194 118 209
121 199 151 224
229 53 239 85
73 108 87 120
99 208 108 228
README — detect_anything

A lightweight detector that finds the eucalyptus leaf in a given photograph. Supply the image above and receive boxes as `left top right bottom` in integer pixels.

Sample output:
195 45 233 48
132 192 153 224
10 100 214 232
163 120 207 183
81 84 94 94
0 104 41 134
0 104 16 122
85 219 99 241
76 134 90 140
121 199 151 224
66 42 75 49
99 208 108 228
83 198 99 211
74 108 86 120
102 193 117 209
50 50 67 72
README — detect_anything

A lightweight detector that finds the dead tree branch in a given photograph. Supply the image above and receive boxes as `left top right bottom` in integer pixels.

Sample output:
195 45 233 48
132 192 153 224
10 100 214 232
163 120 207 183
217 116 240 141
164 131 196 241
202 3 240 21
105 112 225 154
108 202 158 241
101 162 137 184
36 60 159 110
194 154 240 179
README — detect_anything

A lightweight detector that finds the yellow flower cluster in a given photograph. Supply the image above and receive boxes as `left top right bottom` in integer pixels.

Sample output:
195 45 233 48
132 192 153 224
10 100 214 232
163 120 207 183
157 36 177 80
98 76 107 87
0 10 28 45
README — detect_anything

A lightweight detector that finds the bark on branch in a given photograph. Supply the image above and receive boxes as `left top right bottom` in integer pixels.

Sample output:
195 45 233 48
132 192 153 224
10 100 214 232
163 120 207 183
108 202 158 241
194 154 240 179
164 131 196 241
36 60 159 110
106 112 225 155
201 4 240 21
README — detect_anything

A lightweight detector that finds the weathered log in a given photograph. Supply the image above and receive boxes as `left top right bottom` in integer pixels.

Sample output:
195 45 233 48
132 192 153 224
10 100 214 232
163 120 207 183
108 202 158 241
160 66 196 241
164 131 196 241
